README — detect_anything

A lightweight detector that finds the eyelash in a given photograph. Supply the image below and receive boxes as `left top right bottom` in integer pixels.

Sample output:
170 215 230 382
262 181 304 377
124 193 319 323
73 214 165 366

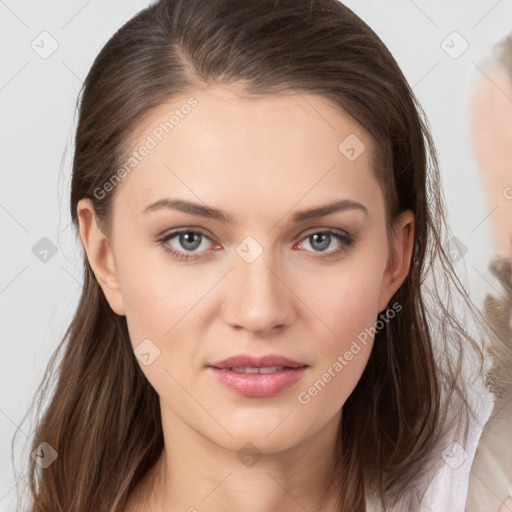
156 227 354 262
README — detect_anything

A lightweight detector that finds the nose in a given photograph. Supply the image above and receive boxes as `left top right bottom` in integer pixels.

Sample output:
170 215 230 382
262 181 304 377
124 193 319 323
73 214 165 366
221 250 296 335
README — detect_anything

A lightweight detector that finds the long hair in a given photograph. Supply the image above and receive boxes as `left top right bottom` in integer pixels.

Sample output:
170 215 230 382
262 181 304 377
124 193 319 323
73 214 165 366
12 1 490 510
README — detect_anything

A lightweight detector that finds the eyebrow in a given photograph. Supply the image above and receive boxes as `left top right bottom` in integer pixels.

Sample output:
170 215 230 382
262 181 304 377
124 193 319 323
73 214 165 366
141 198 369 224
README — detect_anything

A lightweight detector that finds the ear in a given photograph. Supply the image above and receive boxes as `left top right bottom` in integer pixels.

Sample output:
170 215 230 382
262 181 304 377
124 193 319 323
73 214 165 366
77 198 125 316
377 210 415 312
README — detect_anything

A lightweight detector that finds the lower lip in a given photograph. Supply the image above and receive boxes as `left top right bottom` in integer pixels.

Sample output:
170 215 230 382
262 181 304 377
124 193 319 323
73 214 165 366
207 366 307 397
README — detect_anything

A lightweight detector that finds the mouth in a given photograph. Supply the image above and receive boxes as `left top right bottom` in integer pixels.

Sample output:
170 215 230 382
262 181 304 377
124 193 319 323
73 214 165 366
208 353 308 370
213 365 302 374
206 354 308 397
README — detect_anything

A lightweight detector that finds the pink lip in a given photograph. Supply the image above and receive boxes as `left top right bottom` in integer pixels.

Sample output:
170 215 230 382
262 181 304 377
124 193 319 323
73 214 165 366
206 353 308 398
208 353 307 369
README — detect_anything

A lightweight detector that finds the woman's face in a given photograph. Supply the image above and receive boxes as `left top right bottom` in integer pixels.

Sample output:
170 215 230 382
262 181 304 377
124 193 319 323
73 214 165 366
78 84 413 454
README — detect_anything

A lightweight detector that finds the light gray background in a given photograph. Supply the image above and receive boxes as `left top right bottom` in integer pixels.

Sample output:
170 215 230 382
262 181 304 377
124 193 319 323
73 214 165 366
1 1 510 509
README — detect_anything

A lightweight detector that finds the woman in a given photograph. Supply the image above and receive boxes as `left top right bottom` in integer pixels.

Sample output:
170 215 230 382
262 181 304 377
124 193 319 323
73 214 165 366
15 1 494 510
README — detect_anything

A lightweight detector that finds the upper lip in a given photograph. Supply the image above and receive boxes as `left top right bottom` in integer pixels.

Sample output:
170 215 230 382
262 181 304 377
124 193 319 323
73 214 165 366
208 354 308 369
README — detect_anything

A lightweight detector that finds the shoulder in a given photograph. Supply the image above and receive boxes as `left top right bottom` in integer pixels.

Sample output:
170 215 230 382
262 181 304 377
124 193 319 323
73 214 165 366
364 384 495 512
420 386 495 512
467 388 512 512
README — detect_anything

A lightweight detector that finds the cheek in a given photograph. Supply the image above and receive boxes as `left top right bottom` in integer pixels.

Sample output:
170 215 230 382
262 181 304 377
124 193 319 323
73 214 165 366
294 274 381 422
292 251 385 403
114 245 210 397
114 236 214 343
299 256 385 346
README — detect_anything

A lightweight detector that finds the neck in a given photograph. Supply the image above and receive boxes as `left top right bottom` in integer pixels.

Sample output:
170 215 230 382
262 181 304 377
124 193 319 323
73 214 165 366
131 406 342 512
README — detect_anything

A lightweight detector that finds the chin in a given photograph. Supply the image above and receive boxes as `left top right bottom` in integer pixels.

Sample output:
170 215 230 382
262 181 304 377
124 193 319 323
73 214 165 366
208 416 308 454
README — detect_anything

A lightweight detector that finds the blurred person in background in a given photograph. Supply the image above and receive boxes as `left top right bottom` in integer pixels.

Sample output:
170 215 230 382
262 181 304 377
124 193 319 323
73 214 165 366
467 32 512 512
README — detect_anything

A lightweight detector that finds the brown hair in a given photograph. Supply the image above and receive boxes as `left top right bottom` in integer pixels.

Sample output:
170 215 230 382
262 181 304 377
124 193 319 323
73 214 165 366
13 0 490 510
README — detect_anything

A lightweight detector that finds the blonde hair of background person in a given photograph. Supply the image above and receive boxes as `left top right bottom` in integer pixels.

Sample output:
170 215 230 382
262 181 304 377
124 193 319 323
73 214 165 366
10 1 495 511
467 34 512 512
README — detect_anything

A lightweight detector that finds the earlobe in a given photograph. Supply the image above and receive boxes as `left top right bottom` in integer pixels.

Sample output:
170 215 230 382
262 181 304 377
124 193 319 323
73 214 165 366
77 198 126 316
377 210 415 312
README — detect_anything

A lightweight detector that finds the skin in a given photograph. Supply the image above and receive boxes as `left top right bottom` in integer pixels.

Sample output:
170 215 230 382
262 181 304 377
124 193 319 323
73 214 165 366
77 84 414 512
470 64 512 258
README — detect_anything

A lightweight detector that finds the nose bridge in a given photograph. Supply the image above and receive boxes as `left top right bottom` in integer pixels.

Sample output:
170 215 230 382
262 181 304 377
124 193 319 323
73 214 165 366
222 242 294 333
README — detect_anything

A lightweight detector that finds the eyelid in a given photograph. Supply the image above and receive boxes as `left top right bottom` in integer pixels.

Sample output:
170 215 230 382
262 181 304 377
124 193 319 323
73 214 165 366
298 226 352 239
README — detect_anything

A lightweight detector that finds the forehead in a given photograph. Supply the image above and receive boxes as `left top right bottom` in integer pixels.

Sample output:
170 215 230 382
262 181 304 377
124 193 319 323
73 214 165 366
112 84 381 218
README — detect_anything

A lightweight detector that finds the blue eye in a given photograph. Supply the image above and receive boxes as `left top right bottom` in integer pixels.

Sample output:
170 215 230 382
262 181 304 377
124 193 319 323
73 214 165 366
299 230 354 255
157 229 215 261
156 228 354 261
